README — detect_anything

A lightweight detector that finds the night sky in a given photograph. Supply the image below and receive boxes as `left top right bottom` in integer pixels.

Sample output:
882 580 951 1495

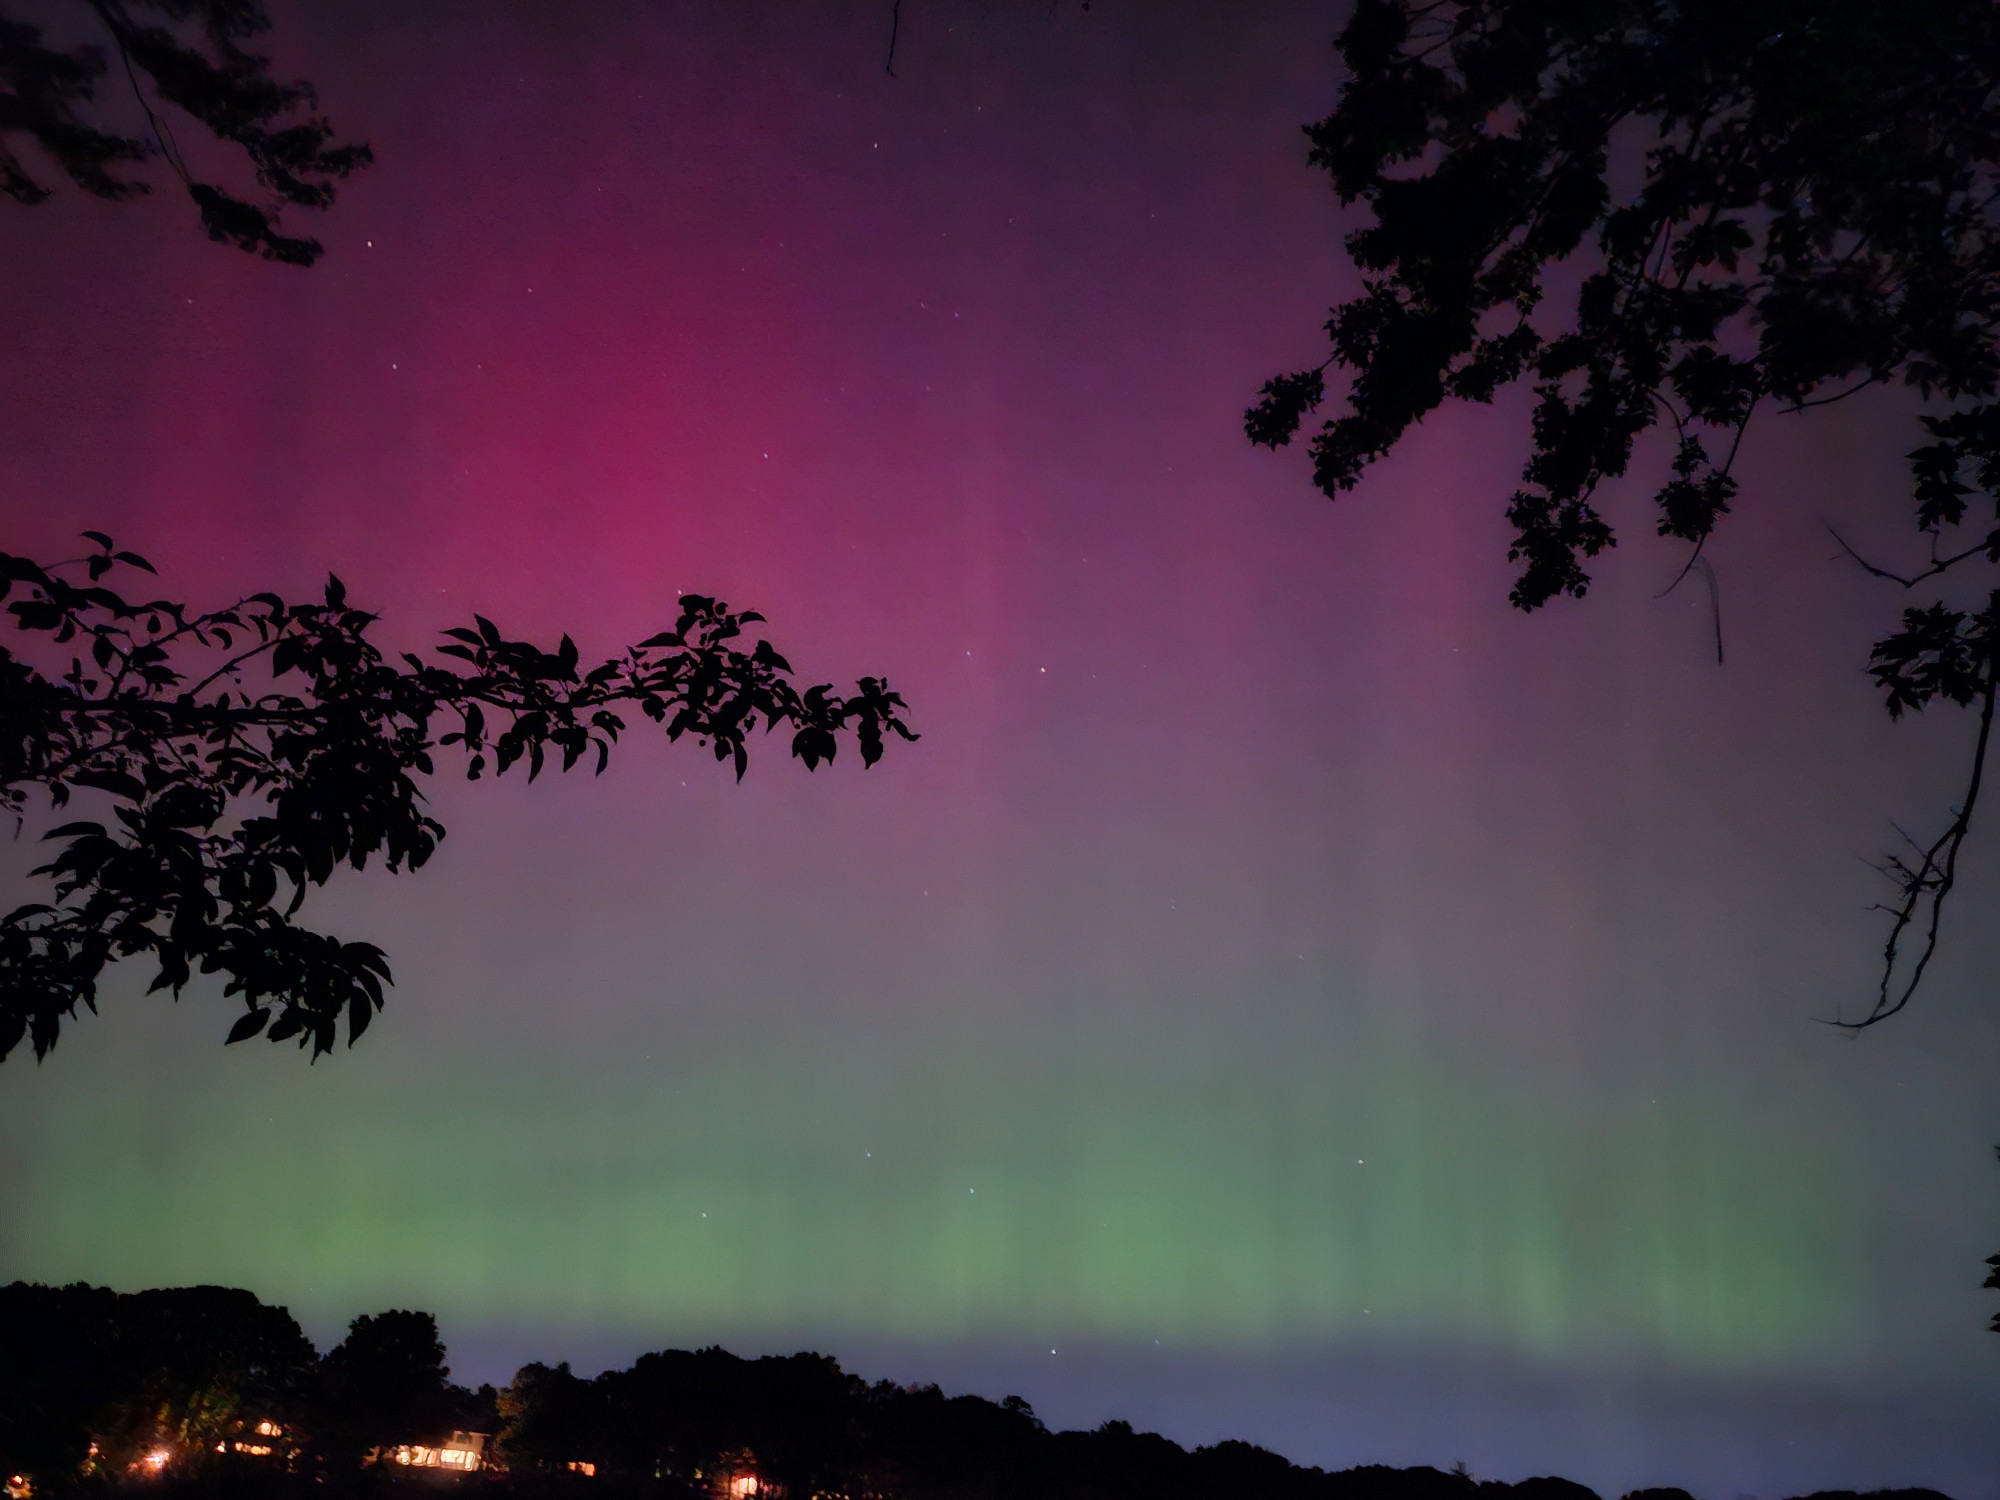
1 3 1996 1496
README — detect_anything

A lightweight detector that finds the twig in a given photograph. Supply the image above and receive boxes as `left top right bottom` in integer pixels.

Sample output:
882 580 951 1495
1784 372 1884 413
1825 521 1988 588
91 0 192 186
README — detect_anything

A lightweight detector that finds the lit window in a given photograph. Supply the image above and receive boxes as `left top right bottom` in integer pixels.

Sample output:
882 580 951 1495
567 1462 596 1477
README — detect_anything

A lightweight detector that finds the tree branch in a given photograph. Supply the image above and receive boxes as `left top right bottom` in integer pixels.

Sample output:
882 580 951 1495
1825 522 1990 588
1840 590 2000 1028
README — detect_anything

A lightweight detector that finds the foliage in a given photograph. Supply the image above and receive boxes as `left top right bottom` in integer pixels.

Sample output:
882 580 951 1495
1 1280 1972 1497
1987 1144 2000 1335
1989 1248 2000 1334
0 536 917 1062
0 0 369 263
0 1282 318 1489
1248 0 2000 1023
315 1310 455 1460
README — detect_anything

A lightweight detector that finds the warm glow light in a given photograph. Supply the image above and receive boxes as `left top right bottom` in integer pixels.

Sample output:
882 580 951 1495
255 1421 282 1438
141 1451 170 1474
567 1461 596 1477
730 1478 759 1498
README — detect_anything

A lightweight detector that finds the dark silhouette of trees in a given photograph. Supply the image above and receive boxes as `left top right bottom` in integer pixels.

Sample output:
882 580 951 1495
315 1311 456 1464
1987 1145 2000 1335
1247 0 2000 1026
0 0 369 264
0 1281 1971 1500
0 1281 124 1486
0 538 917 1062
493 1363 600 1481
0 1282 317 1489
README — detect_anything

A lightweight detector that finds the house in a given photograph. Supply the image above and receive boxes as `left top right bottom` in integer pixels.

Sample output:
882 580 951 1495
225 1418 288 1459
707 1451 779 1500
390 1432 489 1473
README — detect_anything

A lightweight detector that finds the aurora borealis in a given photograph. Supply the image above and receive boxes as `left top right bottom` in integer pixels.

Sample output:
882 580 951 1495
0 1 1996 1494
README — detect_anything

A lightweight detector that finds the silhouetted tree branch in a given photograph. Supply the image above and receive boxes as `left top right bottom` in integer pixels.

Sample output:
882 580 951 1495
1251 0 2000 1018
0 536 916 1062
0 0 369 263
1853 592 2000 1027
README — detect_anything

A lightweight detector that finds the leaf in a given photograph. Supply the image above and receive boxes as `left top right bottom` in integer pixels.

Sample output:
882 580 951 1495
80 530 113 549
69 769 146 801
226 1008 272 1044
41 821 107 841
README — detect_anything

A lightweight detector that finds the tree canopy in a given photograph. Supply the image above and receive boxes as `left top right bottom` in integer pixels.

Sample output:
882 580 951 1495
0 1281 321 1484
0 0 369 264
0 538 916 1062
316 1310 457 1460
0 1278 1649 1500
1248 0 2000 1025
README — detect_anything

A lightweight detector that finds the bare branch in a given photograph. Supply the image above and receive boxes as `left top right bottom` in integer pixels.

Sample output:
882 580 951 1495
1782 372 1886 413
1824 522 1990 589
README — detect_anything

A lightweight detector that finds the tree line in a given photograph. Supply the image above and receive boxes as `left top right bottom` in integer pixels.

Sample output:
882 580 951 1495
0 1282 1958 1500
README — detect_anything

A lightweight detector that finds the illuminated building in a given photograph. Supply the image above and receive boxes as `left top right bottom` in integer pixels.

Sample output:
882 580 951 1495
390 1432 488 1472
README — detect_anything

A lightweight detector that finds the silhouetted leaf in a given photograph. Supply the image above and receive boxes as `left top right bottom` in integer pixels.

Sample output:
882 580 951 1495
226 1008 271 1044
